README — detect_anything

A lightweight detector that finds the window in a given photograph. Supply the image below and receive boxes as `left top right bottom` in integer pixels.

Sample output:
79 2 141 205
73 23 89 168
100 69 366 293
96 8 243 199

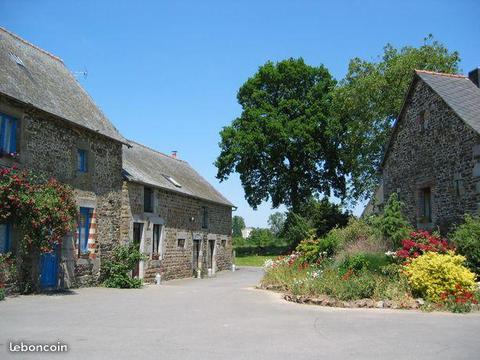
77 149 88 172
420 188 432 223
144 187 153 212
418 109 429 130
0 223 12 253
133 222 143 244
202 206 208 229
177 238 185 248
221 239 226 247
0 113 17 154
163 174 182 188
9 52 24 67
152 224 162 255
454 176 465 197
78 207 93 255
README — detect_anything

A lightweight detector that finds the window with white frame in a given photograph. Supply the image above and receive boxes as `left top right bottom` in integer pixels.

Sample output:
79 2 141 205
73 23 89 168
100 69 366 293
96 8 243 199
78 207 93 255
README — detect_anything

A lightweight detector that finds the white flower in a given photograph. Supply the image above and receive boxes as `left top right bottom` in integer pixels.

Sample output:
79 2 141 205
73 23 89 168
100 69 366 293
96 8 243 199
263 259 274 269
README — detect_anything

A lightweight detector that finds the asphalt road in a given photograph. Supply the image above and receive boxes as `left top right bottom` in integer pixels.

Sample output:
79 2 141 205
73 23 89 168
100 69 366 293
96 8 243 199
1 267 479 360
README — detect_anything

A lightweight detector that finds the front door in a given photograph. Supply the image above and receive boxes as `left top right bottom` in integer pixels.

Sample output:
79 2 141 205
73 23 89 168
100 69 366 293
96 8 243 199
192 239 200 275
40 245 59 290
132 222 143 278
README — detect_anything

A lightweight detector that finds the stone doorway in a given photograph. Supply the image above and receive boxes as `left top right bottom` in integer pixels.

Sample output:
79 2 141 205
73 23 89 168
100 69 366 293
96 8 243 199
132 222 143 278
208 239 215 272
192 239 201 276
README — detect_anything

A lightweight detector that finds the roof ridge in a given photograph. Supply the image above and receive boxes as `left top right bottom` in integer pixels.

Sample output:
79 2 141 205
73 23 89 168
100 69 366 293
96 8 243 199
415 69 467 79
127 140 188 163
0 27 63 63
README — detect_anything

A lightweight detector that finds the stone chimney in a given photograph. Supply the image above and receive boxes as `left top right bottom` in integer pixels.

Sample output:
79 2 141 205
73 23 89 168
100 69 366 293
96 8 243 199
468 68 480 88
171 150 178 159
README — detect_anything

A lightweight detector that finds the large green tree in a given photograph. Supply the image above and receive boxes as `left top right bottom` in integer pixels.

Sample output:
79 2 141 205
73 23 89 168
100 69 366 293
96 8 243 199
232 215 246 237
268 212 286 236
334 35 460 200
281 198 350 247
216 58 343 212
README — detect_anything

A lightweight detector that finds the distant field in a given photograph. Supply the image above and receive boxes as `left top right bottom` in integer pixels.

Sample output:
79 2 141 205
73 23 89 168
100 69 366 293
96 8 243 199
235 255 276 267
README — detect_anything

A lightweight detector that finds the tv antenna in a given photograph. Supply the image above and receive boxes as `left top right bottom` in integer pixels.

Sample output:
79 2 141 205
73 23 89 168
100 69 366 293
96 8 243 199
73 68 88 79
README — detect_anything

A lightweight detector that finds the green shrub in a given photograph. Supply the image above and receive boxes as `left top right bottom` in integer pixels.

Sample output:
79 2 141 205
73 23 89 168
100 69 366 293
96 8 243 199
103 243 146 289
281 212 313 248
234 245 290 256
404 252 477 302
312 268 377 300
319 230 342 256
375 193 412 248
450 215 480 274
247 228 278 248
0 288 5 301
327 218 385 256
337 252 390 275
295 234 322 263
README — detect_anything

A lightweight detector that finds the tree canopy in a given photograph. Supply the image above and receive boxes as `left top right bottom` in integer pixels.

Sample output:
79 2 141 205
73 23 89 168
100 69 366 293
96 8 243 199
216 58 343 212
232 215 246 237
268 212 286 236
333 35 460 200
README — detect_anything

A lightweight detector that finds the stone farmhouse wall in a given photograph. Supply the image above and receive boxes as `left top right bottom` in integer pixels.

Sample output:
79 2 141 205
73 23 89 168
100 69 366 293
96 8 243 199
382 80 480 233
0 95 123 288
121 182 233 281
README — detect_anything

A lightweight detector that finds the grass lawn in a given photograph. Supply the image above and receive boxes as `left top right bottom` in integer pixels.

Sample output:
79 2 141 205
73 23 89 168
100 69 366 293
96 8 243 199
235 255 276 267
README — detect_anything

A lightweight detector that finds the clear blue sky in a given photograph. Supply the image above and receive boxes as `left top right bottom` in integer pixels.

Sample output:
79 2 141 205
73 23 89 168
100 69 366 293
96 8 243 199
2 0 479 227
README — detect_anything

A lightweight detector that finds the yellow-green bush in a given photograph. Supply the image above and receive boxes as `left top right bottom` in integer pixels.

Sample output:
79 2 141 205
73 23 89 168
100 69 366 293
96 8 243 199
404 252 476 302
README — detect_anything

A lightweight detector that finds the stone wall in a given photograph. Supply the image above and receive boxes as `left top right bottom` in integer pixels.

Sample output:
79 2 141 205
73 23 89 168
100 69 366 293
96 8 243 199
382 79 480 233
121 182 233 281
0 95 123 288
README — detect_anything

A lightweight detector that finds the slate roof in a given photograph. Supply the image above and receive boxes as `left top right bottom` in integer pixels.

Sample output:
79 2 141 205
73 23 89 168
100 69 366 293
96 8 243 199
416 70 480 134
123 141 234 207
381 70 480 167
0 27 126 143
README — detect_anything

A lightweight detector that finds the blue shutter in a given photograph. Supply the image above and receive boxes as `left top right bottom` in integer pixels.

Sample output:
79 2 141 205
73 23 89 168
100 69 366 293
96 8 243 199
0 223 11 253
9 118 16 153
77 149 88 172
5 223 11 252
0 115 5 153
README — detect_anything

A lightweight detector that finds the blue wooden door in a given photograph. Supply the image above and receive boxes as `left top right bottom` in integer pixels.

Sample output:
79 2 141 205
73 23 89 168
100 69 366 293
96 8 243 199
40 248 59 290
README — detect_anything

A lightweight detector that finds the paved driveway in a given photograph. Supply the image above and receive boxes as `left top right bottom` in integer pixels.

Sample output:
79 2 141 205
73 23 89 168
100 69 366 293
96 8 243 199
1 267 479 360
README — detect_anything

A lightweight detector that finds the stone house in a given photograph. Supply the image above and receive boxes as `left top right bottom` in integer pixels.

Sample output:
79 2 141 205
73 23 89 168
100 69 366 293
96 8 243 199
121 141 234 282
0 27 127 289
377 68 480 233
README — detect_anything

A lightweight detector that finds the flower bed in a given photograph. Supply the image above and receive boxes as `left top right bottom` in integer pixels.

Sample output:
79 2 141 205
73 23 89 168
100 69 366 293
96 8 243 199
260 228 480 313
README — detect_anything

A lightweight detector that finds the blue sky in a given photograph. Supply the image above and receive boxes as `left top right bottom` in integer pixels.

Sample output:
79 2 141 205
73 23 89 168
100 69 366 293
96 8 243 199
1 0 479 227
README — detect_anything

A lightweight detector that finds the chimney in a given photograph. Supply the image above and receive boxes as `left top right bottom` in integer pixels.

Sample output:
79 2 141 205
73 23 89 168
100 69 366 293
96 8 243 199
171 150 178 159
468 68 480 88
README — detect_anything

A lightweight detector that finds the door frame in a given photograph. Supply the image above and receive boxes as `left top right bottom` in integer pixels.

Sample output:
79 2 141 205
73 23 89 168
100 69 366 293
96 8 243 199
132 221 145 279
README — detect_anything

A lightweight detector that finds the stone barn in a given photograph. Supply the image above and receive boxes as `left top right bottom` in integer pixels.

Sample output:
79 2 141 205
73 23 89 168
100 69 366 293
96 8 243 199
121 141 234 281
378 68 480 233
